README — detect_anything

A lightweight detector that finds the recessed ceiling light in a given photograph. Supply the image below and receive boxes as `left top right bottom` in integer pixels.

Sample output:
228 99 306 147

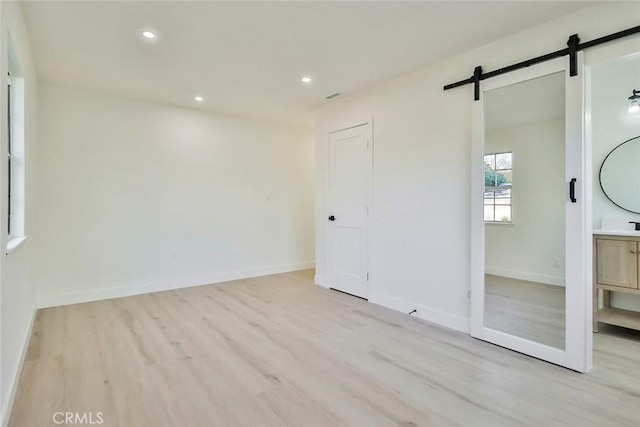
194 96 203 102
301 76 312 84
142 31 156 40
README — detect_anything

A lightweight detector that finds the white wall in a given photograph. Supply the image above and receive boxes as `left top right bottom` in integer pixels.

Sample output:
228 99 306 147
0 1 38 424
591 51 640 311
36 82 314 307
314 2 640 332
485 119 566 286
591 53 640 227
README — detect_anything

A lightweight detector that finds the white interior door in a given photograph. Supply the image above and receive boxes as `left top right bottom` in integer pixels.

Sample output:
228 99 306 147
470 56 591 372
327 123 372 299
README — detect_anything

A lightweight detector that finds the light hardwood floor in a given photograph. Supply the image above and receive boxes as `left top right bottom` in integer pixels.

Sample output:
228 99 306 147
9 270 640 426
485 274 566 349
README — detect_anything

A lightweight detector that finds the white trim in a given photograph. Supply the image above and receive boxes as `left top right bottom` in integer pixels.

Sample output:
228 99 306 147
368 117 375 304
314 272 329 289
565 52 590 372
5 235 27 255
37 261 315 309
369 291 469 333
1 307 37 427
470 72 486 341
484 267 565 287
328 122 369 134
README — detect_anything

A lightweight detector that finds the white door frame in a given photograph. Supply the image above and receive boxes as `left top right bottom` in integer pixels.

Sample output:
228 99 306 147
470 55 592 372
326 120 373 299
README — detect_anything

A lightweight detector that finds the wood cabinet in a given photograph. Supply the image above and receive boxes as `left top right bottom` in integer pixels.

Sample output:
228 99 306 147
593 235 640 332
596 239 638 289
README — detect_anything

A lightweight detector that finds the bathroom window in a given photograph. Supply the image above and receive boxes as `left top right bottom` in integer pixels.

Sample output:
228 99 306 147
484 152 512 223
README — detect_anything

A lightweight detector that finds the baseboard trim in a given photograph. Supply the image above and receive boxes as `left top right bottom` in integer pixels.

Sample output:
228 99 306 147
313 272 329 289
2 306 37 427
37 261 315 309
485 267 565 287
369 291 469 333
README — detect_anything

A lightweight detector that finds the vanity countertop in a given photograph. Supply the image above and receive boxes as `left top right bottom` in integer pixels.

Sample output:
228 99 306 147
593 229 640 237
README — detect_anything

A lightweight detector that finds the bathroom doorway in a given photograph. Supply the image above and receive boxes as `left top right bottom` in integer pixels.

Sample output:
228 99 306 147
587 41 640 373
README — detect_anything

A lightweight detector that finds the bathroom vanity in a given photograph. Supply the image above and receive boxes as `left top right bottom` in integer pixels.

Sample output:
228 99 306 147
593 230 640 332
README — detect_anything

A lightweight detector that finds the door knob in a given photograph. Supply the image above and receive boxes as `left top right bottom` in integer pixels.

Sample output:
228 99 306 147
328 215 336 221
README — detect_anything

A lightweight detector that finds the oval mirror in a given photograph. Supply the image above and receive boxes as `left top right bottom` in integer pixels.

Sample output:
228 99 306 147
600 135 640 213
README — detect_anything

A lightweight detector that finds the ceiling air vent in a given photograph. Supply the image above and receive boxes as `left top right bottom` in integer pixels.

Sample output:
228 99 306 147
325 92 342 100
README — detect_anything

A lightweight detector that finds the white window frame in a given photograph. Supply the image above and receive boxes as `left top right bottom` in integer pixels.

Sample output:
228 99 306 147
6 36 26 253
483 151 513 224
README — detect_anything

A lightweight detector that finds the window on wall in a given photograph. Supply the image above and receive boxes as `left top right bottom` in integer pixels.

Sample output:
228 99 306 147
7 74 12 236
484 152 512 223
6 37 26 252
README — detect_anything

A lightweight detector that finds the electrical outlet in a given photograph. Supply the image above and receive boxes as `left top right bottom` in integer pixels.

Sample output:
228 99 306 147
467 289 471 299
554 258 561 268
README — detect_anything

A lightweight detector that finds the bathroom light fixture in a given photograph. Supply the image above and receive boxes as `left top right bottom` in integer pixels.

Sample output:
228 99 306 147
629 89 640 113
301 76 312 84
142 30 156 40
194 96 203 102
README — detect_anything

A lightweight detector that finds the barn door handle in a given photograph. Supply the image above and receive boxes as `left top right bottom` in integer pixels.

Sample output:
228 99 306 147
569 178 577 203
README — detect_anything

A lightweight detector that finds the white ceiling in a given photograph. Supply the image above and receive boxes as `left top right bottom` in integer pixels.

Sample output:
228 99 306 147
22 1 593 124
